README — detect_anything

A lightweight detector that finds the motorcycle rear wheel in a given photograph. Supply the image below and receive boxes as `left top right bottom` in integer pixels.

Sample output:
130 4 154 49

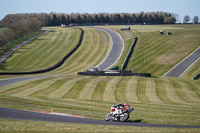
120 113 129 122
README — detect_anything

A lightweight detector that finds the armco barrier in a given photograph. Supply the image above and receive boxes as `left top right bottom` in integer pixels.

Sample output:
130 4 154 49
0 28 84 75
77 71 151 77
121 36 137 70
193 73 200 80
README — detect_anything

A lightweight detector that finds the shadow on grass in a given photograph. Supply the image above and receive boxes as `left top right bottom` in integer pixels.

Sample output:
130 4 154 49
36 39 46 41
0 62 8 70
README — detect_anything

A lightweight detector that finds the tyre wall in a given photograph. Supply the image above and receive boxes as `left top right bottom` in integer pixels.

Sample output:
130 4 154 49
121 36 137 71
77 71 151 77
193 73 200 80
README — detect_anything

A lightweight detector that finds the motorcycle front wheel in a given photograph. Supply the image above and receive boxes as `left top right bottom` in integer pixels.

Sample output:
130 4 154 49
105 113 111 121
120 113 129 122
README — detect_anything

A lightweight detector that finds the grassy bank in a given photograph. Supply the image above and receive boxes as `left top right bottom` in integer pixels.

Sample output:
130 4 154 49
1 119 200 133
103 25 200 76
0 27 111 74
0 75 199 126
0 27 81 72
0 30 44 57
0 25 200 132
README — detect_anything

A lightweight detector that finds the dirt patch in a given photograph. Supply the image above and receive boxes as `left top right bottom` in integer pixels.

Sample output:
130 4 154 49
120 31 133 41
155 53 182 65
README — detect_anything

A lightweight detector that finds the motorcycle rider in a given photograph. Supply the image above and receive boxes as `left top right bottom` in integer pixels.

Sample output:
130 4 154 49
110 103 130 120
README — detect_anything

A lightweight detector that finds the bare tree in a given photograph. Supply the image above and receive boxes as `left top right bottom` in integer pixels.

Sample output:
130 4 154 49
193 16 199 24
171 13 179 23
184 15 190 23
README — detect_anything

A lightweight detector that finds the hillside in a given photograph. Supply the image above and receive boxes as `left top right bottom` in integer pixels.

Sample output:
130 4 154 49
0 25 200 128
106 25 200 77
0 27 81 72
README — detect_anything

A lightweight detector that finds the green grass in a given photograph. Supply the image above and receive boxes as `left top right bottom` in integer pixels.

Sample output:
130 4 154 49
0 27 111 74
0 27 81 72
0 25 200 132
50 27 111 75
0 30 44 58
0 76 200 126
1 119 200 133
101 25 200 76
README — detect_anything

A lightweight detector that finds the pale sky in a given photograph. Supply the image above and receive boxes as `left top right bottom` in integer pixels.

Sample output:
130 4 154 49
1 0 200 22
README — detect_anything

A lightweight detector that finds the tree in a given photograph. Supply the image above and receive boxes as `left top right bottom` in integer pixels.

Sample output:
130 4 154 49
193 16 199 24
171 13 179 23
184 15 190 23
164 17 175 24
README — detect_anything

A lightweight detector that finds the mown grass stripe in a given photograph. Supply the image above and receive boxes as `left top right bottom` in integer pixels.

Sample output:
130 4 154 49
51 28 110 75
171 80 195 103
64 29 107 74
176 81 199 103
53 28 94 74
31 80 66 98
155 79 173 103
162 78 184 103
103 77 121 102
78 77 102 100
0 78 52 96
48 76 88 99
125 77 140 102
12 79 56 97
49 29 81 74
145 79 163 103
185 81 200 98
1 27 79 72
115 77 128 102
92 80 108 101
136 78 149 102
62 78 89 99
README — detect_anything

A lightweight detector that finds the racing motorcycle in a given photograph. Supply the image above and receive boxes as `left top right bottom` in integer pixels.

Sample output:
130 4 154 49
105 103 134 122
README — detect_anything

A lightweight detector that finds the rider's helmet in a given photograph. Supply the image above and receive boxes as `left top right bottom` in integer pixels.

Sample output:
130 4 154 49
123 103 130 108
110 106 116 112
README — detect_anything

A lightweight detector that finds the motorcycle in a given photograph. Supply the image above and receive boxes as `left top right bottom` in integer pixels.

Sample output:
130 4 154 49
105 103 134 122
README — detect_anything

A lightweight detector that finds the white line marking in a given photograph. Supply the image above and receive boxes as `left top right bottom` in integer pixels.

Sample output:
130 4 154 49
179 56 200 77
95 28 124 70
163 47 200 77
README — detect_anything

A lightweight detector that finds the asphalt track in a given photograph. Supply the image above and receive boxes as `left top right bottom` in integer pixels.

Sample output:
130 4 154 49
0 107 200 128
0 75 63 87
94 27 124 71
164 47 200 77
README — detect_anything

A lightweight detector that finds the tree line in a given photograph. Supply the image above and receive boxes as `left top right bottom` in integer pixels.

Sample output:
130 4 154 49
0 12 177 48
0 15 43 48
43 12 176 26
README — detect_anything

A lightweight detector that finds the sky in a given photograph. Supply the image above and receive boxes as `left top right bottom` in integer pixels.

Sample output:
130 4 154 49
1 0 200 23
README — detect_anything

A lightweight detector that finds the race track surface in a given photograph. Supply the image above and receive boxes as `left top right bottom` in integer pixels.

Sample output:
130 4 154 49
164 47 200 77
94 27 124 71
0 75 62 87
0 107 199 128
